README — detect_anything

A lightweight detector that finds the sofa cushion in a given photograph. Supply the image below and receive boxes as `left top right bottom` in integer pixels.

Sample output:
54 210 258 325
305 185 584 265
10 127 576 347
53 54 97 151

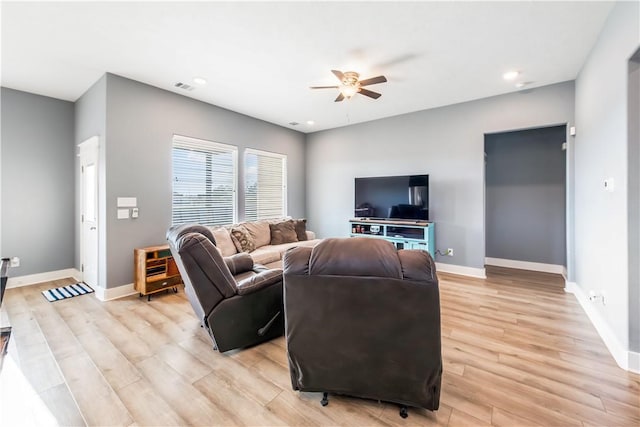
250 246 282 265
242 220 271 248
210 226 237 257
270 220 298 245
293 219 308 241
230 225 256 253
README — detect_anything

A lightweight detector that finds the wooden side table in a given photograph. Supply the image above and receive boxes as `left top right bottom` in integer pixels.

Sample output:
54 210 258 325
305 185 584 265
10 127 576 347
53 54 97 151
134 244 183 301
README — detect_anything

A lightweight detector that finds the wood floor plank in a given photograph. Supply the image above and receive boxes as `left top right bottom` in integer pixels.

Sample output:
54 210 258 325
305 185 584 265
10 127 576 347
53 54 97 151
3 266 639 426
135 355 233 425
37 383 87 427
57 352 133 426
115 378 188 426
193 371 288 426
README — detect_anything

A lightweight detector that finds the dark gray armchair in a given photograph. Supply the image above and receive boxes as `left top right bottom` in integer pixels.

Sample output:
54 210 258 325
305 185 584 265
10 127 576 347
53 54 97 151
283 237 442 418
167 224 284 352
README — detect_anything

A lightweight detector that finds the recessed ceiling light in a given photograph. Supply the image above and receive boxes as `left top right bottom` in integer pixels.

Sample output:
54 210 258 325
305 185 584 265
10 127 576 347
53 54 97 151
516 81 533 89
503 70 520 81
307 120 315 125
193 77 207 85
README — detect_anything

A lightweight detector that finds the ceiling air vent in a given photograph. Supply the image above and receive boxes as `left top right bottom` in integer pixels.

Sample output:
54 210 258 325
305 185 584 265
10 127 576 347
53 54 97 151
174 82 194 91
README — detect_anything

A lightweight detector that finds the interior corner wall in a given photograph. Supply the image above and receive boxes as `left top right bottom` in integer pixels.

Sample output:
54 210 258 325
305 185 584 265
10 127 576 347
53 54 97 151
74 75 107 289
103 74 306 289
574 0 640 352
305 81 575 270
628 50 640 353
1 87 75 276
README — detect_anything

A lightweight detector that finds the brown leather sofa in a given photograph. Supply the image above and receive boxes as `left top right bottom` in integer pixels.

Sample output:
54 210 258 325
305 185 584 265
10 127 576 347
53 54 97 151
167 224 284 352
283 237 442 418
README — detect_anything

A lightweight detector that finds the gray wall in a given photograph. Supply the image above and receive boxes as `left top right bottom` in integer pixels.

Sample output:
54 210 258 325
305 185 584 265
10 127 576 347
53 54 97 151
102 74 306 288
485 126 566 265
74 75 107 287
1 87 75 276
306 81 575 271
574 1 639 352
628 49 639 352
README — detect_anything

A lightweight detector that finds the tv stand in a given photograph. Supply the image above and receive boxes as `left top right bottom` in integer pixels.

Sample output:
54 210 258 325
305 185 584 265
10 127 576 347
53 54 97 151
349 218 435 257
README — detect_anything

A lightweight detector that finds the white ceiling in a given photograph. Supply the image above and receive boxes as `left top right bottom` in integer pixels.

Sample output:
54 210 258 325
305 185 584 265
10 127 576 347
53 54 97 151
1 1 614 133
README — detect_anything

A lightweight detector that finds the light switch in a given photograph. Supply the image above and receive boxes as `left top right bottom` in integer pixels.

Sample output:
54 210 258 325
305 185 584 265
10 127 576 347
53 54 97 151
117 209 130 219
131 207 139 218
117 197 137 208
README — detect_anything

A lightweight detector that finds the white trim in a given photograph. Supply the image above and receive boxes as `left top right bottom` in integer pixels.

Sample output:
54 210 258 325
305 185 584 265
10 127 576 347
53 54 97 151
7 268 82 288
485 257 566 275
565 281 640 373
436 263 486 279
93 283 137 301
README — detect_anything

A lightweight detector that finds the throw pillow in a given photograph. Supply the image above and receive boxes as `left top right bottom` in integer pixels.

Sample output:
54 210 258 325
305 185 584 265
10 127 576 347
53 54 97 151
293 218 308 241
270 220 299 245
241 221 271 248
230 225 256 253
210 226 238 256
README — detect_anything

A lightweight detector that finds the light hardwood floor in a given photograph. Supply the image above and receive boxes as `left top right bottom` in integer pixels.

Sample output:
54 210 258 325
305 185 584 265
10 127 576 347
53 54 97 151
1 267 638 426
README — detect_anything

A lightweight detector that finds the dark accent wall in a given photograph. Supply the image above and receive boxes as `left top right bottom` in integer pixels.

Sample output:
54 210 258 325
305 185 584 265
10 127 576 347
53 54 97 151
1 87 75 276
485 125 566 265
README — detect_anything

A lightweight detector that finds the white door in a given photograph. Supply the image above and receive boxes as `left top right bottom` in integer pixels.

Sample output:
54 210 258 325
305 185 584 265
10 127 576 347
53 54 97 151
79 137 99 288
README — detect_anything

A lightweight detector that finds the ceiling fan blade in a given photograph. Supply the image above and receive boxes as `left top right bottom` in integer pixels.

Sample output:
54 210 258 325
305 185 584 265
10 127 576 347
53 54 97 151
359 75 387 86
331 70 345 81
334 93 345 102
359 88 382 99
310 86 339 89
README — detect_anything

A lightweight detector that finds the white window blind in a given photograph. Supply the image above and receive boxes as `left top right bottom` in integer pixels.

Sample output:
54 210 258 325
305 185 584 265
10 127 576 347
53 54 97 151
244 149 287 221
172 135 237 226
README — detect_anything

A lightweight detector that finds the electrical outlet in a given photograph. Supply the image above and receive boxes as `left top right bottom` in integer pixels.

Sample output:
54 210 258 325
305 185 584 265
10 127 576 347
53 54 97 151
10 256 20 267
447 248 454 256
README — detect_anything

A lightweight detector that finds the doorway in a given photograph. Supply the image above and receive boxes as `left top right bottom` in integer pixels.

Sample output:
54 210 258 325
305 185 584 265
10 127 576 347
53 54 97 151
79 137 99 288
484 125 567 274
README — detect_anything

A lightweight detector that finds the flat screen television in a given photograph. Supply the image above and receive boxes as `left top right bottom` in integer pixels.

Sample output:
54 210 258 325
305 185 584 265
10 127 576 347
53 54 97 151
354 174 429 220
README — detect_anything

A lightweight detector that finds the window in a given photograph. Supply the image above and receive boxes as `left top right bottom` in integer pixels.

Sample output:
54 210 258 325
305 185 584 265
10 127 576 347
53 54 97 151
244 149 287 221
172 135 237 226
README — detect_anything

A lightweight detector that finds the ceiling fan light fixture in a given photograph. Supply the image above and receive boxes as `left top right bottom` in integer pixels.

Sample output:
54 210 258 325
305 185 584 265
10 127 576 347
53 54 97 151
339 84 359 98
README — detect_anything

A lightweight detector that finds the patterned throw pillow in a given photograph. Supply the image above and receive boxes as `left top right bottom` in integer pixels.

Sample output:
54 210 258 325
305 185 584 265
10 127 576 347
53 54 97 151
270 220 299 245
293 218 308 241
230 225 256 253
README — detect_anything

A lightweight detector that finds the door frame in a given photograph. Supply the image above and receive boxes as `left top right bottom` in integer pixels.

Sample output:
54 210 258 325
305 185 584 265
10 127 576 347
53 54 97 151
78 136 99 288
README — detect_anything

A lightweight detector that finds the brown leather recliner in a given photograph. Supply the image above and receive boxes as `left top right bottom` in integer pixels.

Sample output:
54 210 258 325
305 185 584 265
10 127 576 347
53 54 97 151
167 224 284 352
283 237 442 418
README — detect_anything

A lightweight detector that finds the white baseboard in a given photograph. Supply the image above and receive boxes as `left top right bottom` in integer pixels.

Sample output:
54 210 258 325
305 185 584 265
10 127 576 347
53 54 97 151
6 269 137 302
436 262 486 279
485 257 566 275
93 283 137 301
6 268 82 288
565 281 640 373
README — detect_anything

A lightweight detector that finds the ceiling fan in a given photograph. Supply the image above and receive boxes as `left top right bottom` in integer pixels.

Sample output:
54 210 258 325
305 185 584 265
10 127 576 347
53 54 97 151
310 70 387 102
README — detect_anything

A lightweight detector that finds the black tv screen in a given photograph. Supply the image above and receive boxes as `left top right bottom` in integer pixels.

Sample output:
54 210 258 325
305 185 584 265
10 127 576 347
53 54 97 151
354 174 429 220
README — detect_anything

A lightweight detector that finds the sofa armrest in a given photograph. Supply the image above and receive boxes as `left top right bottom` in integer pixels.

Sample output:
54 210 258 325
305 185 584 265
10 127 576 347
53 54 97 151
305 230 316 240
237 269 283 295
224 252 254 276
